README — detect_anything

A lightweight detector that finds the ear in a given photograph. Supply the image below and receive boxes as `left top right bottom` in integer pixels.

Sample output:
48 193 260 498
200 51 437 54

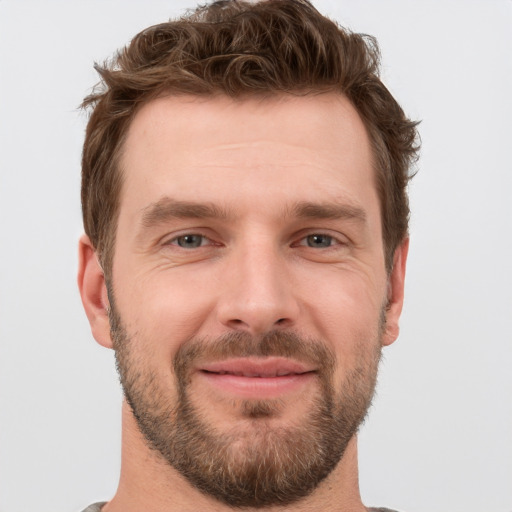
77 234 113 349
381 238 409 347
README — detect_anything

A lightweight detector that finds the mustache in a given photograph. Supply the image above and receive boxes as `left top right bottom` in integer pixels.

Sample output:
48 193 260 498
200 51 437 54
173 330 336 380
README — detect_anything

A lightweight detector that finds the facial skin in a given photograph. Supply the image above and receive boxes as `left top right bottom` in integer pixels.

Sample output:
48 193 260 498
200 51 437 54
79 93 408 511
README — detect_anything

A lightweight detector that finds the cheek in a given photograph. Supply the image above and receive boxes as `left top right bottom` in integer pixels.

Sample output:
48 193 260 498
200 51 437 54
305 267 386 360
114 272 216 359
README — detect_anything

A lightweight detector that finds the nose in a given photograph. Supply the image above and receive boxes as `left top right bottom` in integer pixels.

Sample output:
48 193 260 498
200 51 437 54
216 241 300 335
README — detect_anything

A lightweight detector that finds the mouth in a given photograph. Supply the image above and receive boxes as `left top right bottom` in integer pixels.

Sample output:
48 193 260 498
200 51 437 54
196 357 317 399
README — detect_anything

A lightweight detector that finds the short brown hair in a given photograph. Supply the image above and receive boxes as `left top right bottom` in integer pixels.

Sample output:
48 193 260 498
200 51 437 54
81 0 419 277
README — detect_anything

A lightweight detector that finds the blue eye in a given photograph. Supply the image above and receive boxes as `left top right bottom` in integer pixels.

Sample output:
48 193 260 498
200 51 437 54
305 234 334 248
174 234 205 248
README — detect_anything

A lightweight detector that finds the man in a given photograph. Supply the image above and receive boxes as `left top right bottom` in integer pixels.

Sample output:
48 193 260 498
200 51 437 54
77 0 419 511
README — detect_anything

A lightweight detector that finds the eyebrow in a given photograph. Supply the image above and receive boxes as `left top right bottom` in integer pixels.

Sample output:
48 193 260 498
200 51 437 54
139 197 367 232
140 197 231 228
289 201 367 223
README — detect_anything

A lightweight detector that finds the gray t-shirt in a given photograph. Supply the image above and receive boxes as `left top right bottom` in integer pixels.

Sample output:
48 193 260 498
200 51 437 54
81 503 400 512
81 505 105 512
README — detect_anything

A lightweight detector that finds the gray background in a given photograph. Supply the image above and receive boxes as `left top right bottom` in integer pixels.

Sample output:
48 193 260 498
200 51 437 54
0 1 511 511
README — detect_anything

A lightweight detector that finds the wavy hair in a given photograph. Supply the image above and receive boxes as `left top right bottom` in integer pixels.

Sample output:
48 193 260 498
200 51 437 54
81 0 419 276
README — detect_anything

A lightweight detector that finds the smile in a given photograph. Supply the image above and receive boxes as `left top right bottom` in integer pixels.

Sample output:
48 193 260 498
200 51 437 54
196 357 317 399
204 370 303 377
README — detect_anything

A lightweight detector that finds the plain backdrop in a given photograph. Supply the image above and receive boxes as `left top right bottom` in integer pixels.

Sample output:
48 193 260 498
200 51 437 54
0 1 511 511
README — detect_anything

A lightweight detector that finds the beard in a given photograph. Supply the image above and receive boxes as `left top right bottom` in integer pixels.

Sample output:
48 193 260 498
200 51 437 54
110 299 383 508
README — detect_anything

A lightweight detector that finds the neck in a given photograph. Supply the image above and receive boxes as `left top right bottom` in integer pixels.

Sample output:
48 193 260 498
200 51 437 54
103 401 367 512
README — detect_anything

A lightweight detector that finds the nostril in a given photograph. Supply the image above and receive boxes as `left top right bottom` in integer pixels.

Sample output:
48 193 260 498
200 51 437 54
276 318 286 324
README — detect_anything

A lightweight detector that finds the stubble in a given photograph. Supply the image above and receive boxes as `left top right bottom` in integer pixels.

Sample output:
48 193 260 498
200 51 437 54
110 300 382 508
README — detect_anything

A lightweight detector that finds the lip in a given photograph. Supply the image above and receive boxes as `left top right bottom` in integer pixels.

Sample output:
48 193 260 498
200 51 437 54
196 357 317 399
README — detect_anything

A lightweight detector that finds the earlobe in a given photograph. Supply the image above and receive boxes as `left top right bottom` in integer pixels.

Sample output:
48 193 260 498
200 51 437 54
381 238 409 347
77 234 113 349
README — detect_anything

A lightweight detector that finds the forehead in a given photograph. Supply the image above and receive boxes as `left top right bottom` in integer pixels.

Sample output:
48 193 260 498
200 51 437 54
119 93 376 218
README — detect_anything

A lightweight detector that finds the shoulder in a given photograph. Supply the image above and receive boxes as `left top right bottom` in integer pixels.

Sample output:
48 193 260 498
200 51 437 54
80 503 107 512
368 508 402 512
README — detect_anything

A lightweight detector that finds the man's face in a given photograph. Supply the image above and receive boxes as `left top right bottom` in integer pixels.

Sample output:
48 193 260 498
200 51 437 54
93 93 406 506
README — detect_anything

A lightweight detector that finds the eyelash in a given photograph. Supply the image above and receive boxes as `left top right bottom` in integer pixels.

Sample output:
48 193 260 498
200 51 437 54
294 234 344 249
165 232 346 250
166 233 215 249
